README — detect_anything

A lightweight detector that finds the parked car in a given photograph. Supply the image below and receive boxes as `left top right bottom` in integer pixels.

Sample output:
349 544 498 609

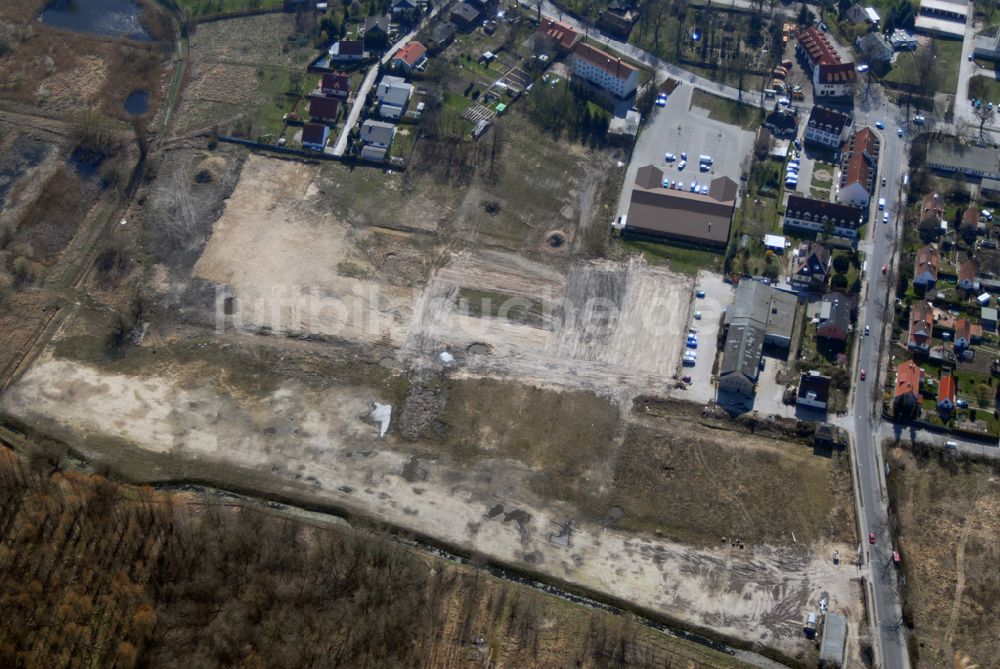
878 198 886 210
864 325 870 336
759 358 765 371
897 127 904 137
820 22 828 31
793 138 801 150
678 160 687 170
655 94 667 107
913 114 925 124
957 398 969 408
682 374 692 383
868 531 876 544
882 264 888 274
680 152 687 160
693 311 702 319
664 152 676 161
881 177 887 186
875 120 884 129
695 290 705 298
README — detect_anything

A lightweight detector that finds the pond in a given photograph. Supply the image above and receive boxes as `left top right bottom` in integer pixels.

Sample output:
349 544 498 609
40 0 152 41
124 90 150 115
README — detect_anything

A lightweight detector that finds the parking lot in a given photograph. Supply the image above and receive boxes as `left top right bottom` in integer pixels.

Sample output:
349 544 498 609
678 271 735 404
616 83 754 220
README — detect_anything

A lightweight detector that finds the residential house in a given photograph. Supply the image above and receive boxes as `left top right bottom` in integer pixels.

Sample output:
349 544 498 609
624 165 738 248
958 258 978 291
927 142 1000 181
855 32 893 66
426 22 457 53
764 107 799 138
973 27 1000 62
937 374 956 414
362 16 390 48
804 106 851 149
817 292 852 341
569 42 640 98
912 244 941 290
376 75 413 119
791 241 831 291
320 72 351 100
908 300 934 352
301 123 330 152
329 39 366 62
894 360 923 417
915 0 967 39
307 95 339 123
450 2 482 31
597 2 638 39
392 41 427 73
783 195 865 238
797 371 831 410
982 306 998 331
718 323 764 398
889 29 918 50
796 27 856 98
533 18 582 57
954 318 983 350
814 422 847 448
391 0 418 16
846 3 868 24
837 128 879 208
360 119 395 148
919 192 945 237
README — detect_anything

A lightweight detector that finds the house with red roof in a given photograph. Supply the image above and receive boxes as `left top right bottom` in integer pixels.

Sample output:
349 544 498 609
837 128 879 208
534 18 582 57
958 257 978 291
912 244 941 290
307 95 339 123
954 318 983 350
569 42 639 98
936 374 956 414
894 360 923 417
320 72 351 100
796 27 856 98
392 41 427 73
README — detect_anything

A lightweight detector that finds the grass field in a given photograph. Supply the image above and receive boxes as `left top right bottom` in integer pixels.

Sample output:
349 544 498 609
179 0 284 18
690 90 762 131
886 448 1000 668
884 38 962 94
618 238 724 276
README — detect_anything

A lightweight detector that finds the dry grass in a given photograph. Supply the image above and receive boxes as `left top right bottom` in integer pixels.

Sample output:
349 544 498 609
887 448 1000 668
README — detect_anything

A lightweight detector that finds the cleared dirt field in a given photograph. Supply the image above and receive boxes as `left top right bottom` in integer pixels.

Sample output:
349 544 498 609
2 332 860 660
887 448 1000 668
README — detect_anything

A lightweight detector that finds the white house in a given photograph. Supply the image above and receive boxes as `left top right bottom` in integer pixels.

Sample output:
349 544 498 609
784 195 864 238
804 106 851 149
375 75 413 119
569 42 639 98
360 119 395 148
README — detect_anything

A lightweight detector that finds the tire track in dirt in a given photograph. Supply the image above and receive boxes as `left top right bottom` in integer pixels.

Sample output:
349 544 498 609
688 438 758 543
942 510 975 657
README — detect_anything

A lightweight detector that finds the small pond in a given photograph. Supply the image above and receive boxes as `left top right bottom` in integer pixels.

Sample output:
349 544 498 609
41 0 152 41
124 90 150 115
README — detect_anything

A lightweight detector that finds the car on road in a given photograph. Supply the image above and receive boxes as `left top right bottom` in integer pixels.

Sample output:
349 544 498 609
913 114 925 124
759 358 765 371
882 177 887 186
875 120 884 129
655 94 667 107
793 138 801 150
664 152 676 162
878 197 886 210
869 532 876 544
882 264 888 274
957 398 969 409
693 311 702 319
695 290 705 298
897 127 904 137
883 211 889 224
678 160 687 170
860 369 867 381
864 325 870 336
682 374 692 383
968 53 974 61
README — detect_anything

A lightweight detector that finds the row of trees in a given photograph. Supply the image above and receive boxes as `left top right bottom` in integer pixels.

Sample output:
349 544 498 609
527 79 611 145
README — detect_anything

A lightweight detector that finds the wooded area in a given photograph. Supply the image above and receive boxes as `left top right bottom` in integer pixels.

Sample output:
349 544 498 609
0 447 746 669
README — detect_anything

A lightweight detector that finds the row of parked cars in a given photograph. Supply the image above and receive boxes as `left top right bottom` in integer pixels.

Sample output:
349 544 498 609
664 152 714 173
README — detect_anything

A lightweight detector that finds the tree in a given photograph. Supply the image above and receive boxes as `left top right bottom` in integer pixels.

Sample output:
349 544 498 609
832 254 850 273
831 273 849 291
798 3 815 26
973 103 995 143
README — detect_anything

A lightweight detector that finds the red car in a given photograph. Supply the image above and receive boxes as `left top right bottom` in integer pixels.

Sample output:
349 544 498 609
881 264 888 274
682 375 692 383
869 532 876 545
860 369 867 381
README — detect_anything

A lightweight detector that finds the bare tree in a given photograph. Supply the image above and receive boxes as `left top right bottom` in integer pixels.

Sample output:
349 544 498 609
973 104 995 143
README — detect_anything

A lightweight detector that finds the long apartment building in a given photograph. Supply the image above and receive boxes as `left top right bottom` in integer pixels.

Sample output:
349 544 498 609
569 42 639 98
796 27 856 98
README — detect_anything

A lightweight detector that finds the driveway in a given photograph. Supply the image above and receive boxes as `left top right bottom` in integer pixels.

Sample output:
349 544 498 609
616 84 754 221
677 271 735 405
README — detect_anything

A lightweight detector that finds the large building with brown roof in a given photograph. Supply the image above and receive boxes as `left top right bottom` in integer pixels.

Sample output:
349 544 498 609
783 195 864 238
837 128 879 208
623 165 738 248
569 42 639 98
796 27 856 98
534 18 582 56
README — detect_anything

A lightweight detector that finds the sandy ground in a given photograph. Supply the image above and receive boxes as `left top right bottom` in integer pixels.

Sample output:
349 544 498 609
2 350 861 658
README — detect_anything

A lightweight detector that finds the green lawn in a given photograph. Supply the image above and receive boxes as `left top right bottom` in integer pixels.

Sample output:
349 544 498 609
884 38 962 95
618 238 724 276
689 90 762 131
178 0 284 19
969 73 1000 103
253 65 309 144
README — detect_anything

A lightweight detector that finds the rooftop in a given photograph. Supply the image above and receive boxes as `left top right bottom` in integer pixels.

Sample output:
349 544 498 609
895 360 923 398
572 42 638 81
927 142 1000 176
626 165 737 246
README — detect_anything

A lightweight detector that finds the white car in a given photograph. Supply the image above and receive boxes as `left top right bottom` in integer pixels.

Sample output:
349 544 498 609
678 160 687 170
680 152 687 160
883 211 889 224
665 152 676 161
676 181 684 190
701 185 709 194
878 198 886 210
777 97 790 106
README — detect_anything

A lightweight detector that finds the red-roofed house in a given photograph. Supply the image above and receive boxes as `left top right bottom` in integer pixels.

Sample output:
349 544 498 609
913 244 941 290
569 42 639 98
837 128 879 207
392 41 427 73
954 318 983 350
307 95 340 123
321 72 351 100
796 27 856 98
937 374 956 414
534 18 582 56
958 257 978 291
894 360 923 417
908 300 934 352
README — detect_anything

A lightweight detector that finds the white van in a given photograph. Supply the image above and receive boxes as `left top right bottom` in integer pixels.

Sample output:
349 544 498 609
878 198 886 210
699 155 713 165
